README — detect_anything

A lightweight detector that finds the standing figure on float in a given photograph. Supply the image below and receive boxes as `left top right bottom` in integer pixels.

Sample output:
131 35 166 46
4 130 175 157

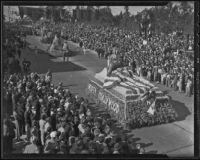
49 33 60 55
107 46 123 77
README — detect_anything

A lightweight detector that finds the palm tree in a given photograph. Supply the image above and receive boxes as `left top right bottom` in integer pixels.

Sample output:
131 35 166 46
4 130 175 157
124 6 130 28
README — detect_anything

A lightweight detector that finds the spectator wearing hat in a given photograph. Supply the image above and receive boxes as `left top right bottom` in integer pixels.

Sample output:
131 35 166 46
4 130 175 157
31 122 40 145
72 116 80 137
186 76 192 97
113 143 121 154
3 117 16 154
97 134 109 154
50 109 57 131
136 144 145 154
119 135 130 154
177 73 183 93
39 114 47 146
62 39 69 62
16 98 26 136
23 136 40 154
57 142 68 154
44 117 52 133
24 105 32 142
172 72 178 91
44 131 59 153
13 108 21 141
69 138 84 154
93 128 101 142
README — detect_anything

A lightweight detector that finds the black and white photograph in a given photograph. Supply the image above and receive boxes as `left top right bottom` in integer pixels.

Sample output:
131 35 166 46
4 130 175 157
1 1 199 158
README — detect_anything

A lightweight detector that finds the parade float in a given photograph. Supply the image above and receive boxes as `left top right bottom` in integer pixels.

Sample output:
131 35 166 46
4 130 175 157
86 55 177 129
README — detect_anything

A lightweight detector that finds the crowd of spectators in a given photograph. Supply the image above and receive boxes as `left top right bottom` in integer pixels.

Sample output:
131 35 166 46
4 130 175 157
41 22 194 97
3 19 194 154
3 71 146 154
3 24 32 76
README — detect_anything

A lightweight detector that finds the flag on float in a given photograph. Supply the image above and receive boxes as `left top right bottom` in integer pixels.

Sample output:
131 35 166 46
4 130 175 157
147 100 156 115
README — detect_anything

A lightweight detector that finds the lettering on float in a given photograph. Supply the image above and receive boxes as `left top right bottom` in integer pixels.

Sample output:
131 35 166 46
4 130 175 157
88 83 97 95
98 91 119 114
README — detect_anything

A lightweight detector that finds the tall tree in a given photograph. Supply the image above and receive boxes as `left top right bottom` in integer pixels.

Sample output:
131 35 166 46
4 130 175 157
95 6 100 20
87 6 92 21
44 7 51 20
123 6 130 28
18 6 24 19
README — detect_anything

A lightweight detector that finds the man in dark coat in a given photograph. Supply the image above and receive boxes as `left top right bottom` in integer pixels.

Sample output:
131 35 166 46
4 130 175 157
24 105 32 141
50 110 57 131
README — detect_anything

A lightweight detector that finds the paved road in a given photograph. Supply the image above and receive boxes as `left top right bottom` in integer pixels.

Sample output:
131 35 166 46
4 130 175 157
14 36 194 157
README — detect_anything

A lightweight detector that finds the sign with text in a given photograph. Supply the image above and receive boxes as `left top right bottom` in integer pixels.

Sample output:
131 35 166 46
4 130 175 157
87 80 126 123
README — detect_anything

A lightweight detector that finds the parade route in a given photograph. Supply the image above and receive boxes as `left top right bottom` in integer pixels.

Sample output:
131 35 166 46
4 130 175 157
13 35 194 157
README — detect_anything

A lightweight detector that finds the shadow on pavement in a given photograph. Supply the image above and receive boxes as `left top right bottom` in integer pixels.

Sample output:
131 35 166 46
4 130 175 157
23 48 86 74
63 84 78 88
171 99 191 121
139 142 153 148
145 150 158 154
159 89 191 121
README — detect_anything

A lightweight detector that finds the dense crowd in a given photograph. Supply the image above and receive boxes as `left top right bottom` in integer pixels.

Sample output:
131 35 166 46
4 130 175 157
3 71 146 154
41 22 194 97
3 19 194 154
3 24 33 75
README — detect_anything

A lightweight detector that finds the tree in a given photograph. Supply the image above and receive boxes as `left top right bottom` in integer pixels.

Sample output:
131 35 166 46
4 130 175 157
87 6 92 21
23 7 43 22
18 6 24 19
124 6 130 17
44 7 51 20
123 6 130 28
95 8 100 20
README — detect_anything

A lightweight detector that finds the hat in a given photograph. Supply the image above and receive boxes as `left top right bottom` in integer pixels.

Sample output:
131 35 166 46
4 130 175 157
94 129 100 136
65 89 70 93
39 98 43 103
32 106 36 110
48 96 54 101
79 113 85 120
99 133 104 137
136 144 141 149
69 136 76 146
50 131 57 138
114 143 121 151
109 131 116 137
75 95 79 99
54 89 58 94
60 99 65 104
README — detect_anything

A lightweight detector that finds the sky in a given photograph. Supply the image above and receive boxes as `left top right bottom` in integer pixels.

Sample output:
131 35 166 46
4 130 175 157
3 6 154 20
3 2 194 21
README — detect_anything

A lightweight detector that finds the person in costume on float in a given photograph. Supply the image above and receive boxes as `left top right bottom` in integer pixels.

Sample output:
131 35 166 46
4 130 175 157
62 39 70 62
107 52 124 77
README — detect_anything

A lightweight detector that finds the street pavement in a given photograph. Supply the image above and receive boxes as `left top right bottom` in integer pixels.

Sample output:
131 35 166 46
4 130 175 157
13 36 194 157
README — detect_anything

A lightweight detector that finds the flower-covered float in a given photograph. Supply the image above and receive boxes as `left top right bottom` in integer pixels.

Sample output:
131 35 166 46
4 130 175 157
86 56 177 129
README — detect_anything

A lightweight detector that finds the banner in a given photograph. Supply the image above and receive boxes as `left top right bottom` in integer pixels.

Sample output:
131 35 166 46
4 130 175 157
87 80 126 123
